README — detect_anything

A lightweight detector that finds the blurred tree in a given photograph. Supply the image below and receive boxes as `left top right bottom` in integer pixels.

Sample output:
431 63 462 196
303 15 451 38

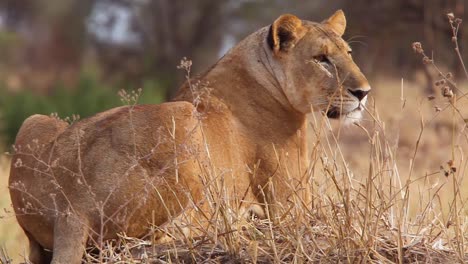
0 0 464 97
343 0 466 93
0 0 92 93
88 0 228 99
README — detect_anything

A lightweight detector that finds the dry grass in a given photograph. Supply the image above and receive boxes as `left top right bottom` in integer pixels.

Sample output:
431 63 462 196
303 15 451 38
0 155 28 264
90 78 466 263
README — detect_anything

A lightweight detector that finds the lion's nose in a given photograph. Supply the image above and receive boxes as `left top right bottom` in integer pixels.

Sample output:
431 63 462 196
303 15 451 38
348 89 370 101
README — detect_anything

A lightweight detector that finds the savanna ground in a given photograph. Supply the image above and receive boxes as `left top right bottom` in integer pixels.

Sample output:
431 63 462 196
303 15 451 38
0 76 467 263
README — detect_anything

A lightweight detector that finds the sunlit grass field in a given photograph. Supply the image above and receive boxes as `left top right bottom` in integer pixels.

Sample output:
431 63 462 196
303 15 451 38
0 155 28 263
0 79 467 262
334 78 468 213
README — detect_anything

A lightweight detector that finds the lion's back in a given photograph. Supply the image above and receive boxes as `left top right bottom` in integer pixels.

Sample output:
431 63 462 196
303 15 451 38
44 101 199 174
14 114 69 149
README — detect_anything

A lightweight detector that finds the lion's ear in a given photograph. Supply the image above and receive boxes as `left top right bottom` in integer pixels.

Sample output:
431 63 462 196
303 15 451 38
323 10 346 36
267 14 305 55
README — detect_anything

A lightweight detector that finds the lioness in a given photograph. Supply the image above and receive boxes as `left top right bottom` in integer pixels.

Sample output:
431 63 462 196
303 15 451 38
9 10 370 264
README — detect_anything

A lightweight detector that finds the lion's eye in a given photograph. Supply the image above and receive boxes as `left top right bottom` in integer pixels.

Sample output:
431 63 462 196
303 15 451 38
347 50 353 56
314 55 330 64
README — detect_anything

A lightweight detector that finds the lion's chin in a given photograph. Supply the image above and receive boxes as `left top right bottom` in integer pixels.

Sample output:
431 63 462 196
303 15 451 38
342 109 363 125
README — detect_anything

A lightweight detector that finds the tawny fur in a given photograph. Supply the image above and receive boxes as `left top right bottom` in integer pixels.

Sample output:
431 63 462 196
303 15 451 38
9 10 370 264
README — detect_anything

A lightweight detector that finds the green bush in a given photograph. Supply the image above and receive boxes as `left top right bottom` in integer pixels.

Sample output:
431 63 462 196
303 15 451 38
0 74 165 147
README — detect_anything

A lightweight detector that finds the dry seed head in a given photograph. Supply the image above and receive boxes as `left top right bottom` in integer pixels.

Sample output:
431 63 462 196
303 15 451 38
445 72 453 79
14 158 23 168
447 13 455 21
435 79 446 86
427 95 436 101
51 159 59 168
422 56 432 65
455 18 462 24
177 57 192 70
442 86 453 98
412 42 424 54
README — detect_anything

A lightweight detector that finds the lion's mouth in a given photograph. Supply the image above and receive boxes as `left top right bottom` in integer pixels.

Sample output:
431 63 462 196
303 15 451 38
326 108 341 119
326 105 363 119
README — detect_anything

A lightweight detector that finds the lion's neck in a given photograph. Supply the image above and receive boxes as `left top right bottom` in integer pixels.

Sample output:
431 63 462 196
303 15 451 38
174 29 306 138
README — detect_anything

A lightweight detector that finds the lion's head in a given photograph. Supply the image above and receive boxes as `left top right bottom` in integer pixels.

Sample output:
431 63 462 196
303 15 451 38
266 10 371 121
